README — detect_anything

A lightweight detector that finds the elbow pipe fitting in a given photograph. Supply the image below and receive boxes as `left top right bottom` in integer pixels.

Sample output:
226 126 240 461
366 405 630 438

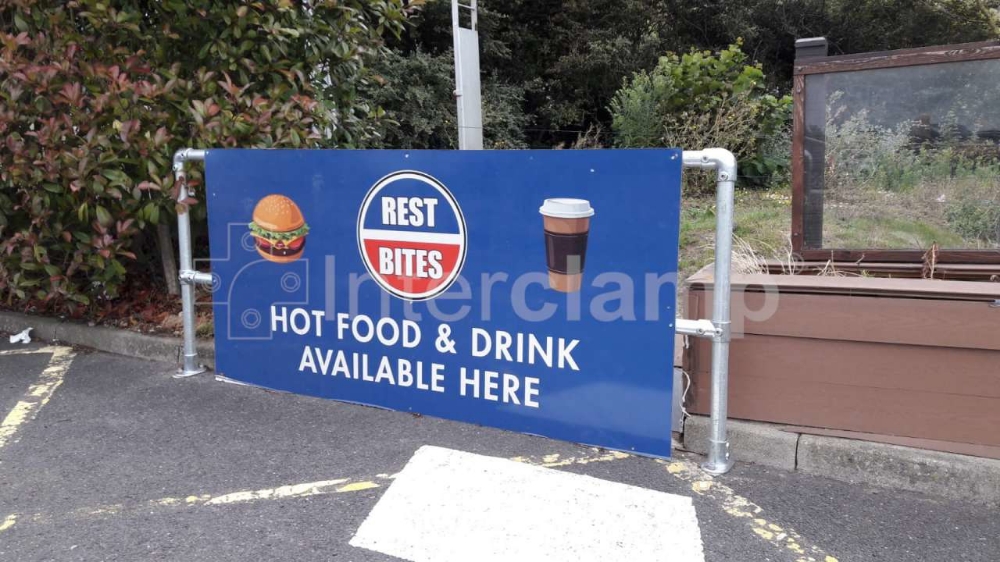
681 148 737 183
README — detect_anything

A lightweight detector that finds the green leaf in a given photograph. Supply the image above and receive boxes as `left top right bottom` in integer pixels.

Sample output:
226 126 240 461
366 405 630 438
95 206 113 227
101 169 128 186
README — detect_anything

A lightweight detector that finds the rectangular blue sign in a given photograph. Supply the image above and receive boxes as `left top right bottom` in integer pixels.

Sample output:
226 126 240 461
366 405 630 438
205 149 682 457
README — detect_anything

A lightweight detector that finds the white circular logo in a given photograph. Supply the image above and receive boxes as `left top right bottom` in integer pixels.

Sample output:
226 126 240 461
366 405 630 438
357 171 467 301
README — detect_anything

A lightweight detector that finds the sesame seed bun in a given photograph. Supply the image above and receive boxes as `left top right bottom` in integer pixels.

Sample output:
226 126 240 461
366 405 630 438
252 194 305 232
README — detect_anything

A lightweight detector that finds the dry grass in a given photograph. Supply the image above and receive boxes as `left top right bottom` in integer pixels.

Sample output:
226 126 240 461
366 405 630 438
730 236 768 275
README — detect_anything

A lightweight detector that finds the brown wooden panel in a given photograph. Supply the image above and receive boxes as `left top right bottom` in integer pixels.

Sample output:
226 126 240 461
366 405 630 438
798 40 1000 66
765 261 1000 281
683 283 1000 453
794 41 1000 75
686 269 1000 301
798 248 1000 265
790 74 805 253
730 292 1000 351
688 339 1000 447
690 374 1000 447
690 335 1000 398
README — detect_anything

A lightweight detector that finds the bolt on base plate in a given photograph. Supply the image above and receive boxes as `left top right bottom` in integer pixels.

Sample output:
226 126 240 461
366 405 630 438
174 365 207 379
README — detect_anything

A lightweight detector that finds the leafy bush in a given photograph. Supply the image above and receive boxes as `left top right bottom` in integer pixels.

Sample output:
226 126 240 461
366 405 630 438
610 43 791 194
361 49 529 149
946 200 1000 244
0 0 406 310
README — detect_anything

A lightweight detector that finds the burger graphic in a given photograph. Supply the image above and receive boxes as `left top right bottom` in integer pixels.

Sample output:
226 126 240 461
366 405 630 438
248 194 310 263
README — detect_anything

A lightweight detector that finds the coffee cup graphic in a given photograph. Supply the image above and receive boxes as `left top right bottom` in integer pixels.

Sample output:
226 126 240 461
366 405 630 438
540 198 594 293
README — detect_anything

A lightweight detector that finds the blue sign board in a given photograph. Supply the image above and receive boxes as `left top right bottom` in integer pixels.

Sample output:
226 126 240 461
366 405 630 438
205 149 682 457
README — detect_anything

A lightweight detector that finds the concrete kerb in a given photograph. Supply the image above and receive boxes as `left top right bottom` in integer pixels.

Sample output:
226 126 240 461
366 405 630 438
798 434 1000 505
681 414 1000 505
0 310 214 369
681 414 798 471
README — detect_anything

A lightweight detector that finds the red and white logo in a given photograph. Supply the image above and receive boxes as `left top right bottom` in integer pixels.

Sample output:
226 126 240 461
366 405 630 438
357 171 467 301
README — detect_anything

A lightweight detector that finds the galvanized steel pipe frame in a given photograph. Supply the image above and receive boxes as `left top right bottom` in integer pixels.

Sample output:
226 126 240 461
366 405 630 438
173 148 210 378
171 146 735 472
681 149 736 475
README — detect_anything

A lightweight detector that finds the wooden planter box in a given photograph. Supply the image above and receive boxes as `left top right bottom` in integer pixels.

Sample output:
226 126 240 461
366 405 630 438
683 268 1000 459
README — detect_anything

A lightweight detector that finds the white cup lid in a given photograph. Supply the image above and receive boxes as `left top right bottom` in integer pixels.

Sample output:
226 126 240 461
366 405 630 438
539 198 595 219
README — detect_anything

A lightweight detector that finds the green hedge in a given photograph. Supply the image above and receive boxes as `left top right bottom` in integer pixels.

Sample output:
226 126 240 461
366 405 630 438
0 0 407 310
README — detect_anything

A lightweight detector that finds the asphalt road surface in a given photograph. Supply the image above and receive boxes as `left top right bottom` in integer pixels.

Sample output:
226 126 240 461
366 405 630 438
0 341 996 561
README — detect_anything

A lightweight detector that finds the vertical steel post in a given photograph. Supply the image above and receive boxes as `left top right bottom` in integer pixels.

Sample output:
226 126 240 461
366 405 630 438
451 0 484 150
173 148 209 378
682 148 737 474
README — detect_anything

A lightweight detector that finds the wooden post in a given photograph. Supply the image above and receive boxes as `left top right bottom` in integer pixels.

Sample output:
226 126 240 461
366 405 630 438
158 221 180 296
794 37 828 250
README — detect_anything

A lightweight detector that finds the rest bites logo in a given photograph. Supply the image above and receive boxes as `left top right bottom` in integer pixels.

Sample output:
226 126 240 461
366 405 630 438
357 171 467 301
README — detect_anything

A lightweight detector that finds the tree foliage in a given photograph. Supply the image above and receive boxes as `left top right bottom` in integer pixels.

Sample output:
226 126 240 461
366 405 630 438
611 44 792 192
384 0 999 146
0 0 406 309
658 0 1000 86
3 0 998 312
362 48 529 149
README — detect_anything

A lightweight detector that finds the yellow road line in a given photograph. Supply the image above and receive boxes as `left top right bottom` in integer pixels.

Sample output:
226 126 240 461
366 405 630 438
85 477 380 515
206 478 359 505
0 346 75 455
514 449 839 562
0 513 15 533
18 475 385 528
510 448 631 468
664 459 839 562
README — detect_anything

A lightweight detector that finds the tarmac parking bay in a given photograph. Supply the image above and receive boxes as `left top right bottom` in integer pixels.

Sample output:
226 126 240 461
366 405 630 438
0 341 996 561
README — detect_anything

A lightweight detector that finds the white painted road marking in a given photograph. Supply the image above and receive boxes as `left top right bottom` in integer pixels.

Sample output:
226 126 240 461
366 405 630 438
0 346 75 457
351 446 705 562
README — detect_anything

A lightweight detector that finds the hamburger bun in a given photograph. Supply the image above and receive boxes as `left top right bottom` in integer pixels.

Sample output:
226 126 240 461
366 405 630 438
253 195 305 232
249 195 309 263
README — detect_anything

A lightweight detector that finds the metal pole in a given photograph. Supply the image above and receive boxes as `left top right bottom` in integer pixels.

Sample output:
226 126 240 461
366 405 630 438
682 148 737 475
451 0 484 150
173 148 210 378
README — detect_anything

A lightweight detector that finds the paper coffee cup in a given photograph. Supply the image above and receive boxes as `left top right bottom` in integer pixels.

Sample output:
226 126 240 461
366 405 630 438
540 198 594 293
